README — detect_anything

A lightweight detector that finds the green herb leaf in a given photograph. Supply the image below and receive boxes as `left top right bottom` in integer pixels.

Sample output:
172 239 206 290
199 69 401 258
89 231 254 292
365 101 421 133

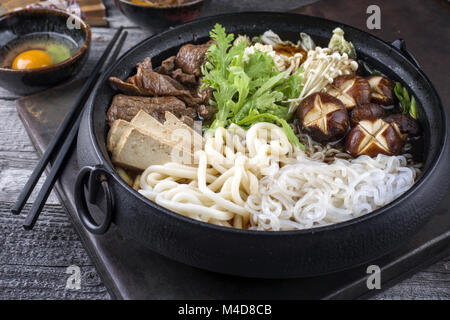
202 23 305 149
410 96 417 119
359 60 382 76
394 82 418 119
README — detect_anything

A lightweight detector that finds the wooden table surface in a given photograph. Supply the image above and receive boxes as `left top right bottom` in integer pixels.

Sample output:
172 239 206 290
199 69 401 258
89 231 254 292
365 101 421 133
0 0 449 300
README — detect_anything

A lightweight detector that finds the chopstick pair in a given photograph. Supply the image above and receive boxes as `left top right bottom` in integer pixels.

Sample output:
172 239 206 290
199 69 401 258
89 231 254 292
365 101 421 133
12 27 128 230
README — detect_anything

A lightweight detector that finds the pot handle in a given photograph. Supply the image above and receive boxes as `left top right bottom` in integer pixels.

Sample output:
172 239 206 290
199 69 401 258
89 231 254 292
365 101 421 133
391 39 420 69
74 165 114 235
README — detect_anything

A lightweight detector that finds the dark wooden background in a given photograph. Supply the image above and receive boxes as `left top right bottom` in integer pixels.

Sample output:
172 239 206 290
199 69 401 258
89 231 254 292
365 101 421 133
0 0 449 299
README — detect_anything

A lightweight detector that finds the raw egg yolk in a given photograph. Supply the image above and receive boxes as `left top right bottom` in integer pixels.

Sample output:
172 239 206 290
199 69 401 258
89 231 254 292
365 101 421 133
12 50 53 70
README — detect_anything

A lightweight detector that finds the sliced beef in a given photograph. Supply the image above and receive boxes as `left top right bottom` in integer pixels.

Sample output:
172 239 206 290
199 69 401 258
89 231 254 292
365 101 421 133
136 62 189 96
137 55 153 70
158 56 176 75
175 41 213 76
197 104 217 121
107 49 218 121
178 115 194 127
191 80 216 120
109 77 143 96
193 82 213 104
172 68 197 86
109 58 154 96
159 57 198 87
109 57 202 107
106 94 196 126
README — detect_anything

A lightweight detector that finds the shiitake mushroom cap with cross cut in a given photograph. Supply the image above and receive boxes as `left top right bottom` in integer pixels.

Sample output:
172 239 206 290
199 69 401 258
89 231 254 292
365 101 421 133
349 103 386 127
366 76 395 105
384 113 421 137
325 75 371 110
345 118 404 157
298 92 350 143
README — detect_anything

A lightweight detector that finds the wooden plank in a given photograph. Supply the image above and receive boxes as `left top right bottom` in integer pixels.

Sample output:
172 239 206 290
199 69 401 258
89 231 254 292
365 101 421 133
0 0 448 300
0 202 110 300
372 256 450 300
0 98 60 204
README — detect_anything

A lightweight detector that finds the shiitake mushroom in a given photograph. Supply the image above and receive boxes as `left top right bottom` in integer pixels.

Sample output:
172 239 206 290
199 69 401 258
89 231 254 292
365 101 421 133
325 75 371 110
384 113 421 137
297 71 417 158
298 92 349 143
366 76 395 105
345 118 404 157
349 103 386 127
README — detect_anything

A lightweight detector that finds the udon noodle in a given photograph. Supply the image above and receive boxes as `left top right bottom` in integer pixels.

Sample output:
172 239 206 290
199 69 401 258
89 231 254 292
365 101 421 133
138 123 417 230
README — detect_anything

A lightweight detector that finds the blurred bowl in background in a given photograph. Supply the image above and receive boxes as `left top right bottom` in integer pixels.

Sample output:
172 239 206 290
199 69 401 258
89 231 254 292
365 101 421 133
114 0 206 33
0 8 91 95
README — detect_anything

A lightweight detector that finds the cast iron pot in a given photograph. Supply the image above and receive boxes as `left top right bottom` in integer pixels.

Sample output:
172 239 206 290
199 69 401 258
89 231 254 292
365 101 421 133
75 12 450 278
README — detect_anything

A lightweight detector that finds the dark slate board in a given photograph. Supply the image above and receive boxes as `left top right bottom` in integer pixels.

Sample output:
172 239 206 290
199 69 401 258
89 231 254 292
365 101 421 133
15 74 450 299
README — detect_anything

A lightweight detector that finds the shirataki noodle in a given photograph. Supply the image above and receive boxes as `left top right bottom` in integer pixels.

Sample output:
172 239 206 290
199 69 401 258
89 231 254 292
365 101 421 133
247 154 415 230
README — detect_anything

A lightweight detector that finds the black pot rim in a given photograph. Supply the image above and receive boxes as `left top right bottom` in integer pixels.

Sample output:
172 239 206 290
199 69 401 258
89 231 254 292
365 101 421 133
87 11 449 236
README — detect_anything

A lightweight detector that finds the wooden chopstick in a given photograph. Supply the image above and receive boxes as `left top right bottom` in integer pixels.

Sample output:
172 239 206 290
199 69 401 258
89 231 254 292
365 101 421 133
22 30 128 230
11 26 124 216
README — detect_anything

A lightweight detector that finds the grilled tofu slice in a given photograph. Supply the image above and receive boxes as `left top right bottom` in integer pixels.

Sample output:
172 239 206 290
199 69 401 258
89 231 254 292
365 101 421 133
164 111 204 154
107 119 133 152
130 110 173 143
131 110 197 158
112 127 193 171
